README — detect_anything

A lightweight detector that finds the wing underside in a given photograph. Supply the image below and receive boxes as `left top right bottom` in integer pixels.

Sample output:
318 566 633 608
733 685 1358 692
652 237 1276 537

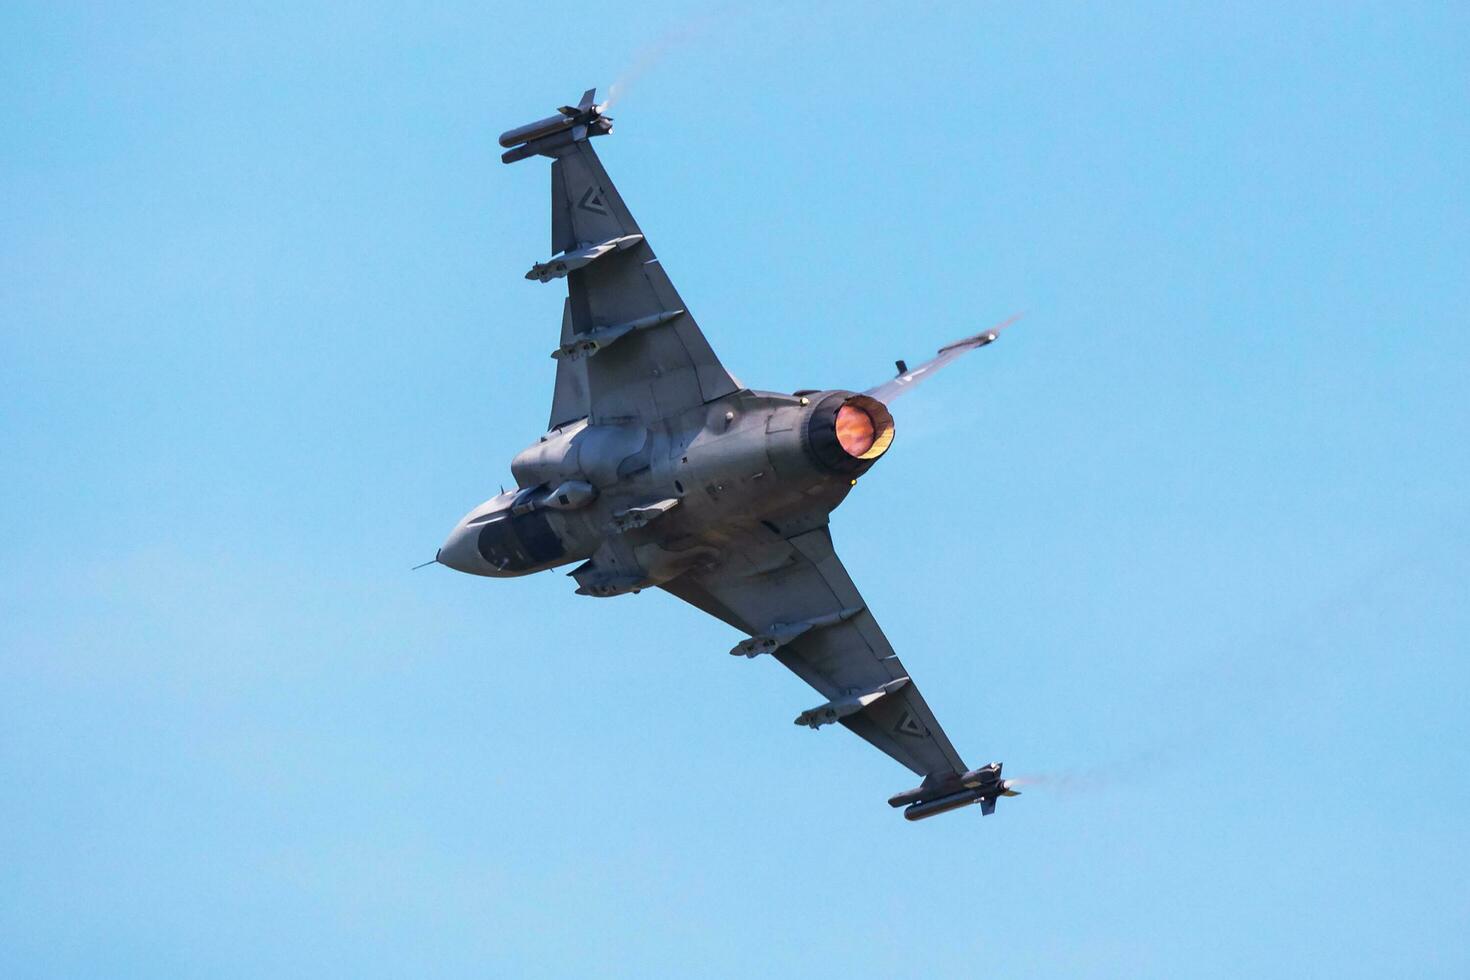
549 298 590 428
541 139 739 426
660 525 968 780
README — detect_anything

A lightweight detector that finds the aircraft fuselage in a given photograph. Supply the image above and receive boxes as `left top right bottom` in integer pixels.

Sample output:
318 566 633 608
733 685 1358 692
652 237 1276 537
438 389 895 596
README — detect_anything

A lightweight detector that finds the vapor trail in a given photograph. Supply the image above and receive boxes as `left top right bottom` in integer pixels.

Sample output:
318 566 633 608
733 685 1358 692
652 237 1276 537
606 12 724 108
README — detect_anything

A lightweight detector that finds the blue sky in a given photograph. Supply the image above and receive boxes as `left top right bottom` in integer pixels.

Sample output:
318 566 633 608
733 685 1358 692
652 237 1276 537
3 3 1468 976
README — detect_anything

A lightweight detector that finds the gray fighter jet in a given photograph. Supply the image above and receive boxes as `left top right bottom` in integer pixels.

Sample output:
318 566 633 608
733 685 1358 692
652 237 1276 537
437 89 1021 821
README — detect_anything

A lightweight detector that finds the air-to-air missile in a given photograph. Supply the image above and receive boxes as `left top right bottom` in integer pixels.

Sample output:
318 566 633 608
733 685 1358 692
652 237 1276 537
498 88 612 164
888 762 1021 821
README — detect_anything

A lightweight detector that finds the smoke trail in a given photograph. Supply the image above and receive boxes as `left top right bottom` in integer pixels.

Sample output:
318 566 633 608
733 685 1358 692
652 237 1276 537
1015 515 1465 803
605 11 724 108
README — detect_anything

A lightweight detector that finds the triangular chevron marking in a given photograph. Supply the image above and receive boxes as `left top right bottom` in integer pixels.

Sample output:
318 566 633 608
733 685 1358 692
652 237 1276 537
895 710 926 738
578 186 608 215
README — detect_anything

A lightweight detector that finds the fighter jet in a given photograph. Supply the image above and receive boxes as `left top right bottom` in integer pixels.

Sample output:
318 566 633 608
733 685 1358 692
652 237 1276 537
436 89 1020 821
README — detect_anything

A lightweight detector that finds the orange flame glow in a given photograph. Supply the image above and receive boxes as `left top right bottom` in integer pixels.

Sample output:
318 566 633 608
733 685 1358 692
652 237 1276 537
835 404 876 457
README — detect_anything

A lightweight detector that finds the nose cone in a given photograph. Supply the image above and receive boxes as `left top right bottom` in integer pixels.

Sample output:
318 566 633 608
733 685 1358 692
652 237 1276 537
438 520 487 575
438 492 516 577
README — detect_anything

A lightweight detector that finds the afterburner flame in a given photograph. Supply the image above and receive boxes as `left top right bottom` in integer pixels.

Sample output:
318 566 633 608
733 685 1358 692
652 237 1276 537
835 404 876 457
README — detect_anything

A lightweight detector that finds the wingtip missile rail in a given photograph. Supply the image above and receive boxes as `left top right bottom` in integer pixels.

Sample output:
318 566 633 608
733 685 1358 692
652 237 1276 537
499 87 612 164
889 762 1021 821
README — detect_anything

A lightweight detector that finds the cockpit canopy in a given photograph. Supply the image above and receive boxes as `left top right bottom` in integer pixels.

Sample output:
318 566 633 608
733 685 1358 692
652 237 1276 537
474 493 565 572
